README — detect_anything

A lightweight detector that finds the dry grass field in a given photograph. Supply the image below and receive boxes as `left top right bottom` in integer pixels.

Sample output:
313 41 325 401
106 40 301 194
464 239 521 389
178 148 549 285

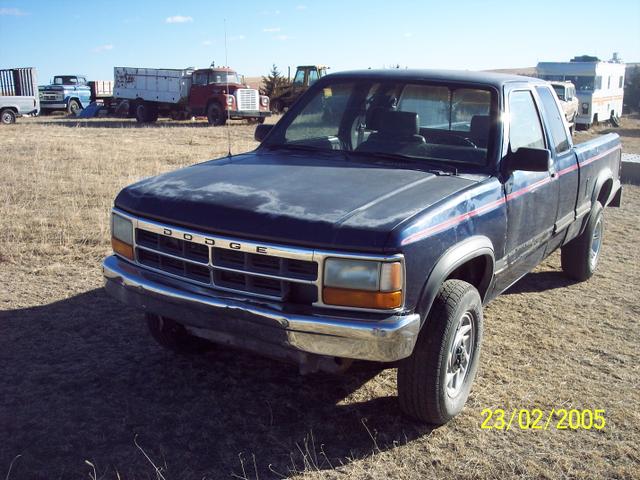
1 115 639 480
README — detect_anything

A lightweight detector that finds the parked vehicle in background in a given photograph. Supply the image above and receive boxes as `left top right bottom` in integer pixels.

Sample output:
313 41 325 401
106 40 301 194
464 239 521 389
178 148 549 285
39 75 92 115
113 66 270 125
537 56 625 129
550 81 579 130
103 69 622 425
0 67 39 124
271 65 328 113
88 80 115 110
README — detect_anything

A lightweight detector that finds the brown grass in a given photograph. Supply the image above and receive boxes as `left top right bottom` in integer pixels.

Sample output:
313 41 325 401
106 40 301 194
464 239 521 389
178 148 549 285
0 116 639 479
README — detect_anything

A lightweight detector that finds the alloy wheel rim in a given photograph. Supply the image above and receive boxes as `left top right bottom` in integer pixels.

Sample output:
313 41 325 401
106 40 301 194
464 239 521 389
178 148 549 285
445 311 475 397
590 216 603 270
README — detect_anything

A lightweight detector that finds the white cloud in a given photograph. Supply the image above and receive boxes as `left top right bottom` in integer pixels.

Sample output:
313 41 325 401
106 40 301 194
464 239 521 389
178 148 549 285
0 7 28 16
275 34 292 41
296 5 307 10
165 15 193 24
403 32 413 38
92 44 114 53
202 40 213 46
229 35 245 41
262 27 280 32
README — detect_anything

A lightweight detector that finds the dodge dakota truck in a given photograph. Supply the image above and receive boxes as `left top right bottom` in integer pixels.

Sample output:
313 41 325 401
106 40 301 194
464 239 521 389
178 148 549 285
103 70 622 424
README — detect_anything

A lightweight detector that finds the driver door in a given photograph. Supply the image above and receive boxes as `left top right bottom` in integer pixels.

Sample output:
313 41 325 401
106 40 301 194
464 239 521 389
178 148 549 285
498 88 560 289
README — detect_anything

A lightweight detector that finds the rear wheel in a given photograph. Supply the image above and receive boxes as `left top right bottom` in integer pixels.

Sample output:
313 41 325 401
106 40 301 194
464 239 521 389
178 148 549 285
207 103 226 126
1 109 16 124
146 314 211 354
561 201 604 281
135 102 158 123
398 280 483 424
67 99 81 116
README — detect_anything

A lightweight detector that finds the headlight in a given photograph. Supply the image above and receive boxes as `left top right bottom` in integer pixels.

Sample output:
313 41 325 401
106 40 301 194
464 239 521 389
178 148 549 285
260 96 269 107
111 213 134 260
323 258 403 309
582 102 589 114
227 95 234 106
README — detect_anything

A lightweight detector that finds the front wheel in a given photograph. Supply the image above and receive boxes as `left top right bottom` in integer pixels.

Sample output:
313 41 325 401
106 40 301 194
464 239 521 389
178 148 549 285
1 108 16 124
207 103 226 126
67 99 81 116
146 314 211 354
561 201 604 281
398 280 483 424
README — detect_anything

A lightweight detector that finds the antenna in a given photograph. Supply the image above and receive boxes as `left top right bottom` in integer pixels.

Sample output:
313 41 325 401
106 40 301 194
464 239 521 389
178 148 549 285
224 19 232 157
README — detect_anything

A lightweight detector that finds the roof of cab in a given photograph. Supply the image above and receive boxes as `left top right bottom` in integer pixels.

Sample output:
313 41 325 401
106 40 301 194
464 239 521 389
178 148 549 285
324 69 545 88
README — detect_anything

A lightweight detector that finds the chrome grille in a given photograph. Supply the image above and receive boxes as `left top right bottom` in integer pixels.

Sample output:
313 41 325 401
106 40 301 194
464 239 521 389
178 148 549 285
41 92 63 101
134 227 318 303
236 89 259 111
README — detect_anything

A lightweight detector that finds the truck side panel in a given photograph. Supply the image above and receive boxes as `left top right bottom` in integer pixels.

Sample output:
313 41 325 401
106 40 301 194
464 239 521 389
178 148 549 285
114 67 191 104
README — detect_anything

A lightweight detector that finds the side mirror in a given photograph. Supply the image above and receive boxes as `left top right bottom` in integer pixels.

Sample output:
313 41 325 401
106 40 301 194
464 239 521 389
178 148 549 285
254 123 273 142
505 147 551 172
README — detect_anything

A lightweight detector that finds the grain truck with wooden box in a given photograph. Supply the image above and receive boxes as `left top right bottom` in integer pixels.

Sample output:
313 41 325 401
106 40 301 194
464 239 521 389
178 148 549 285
113 65 270 125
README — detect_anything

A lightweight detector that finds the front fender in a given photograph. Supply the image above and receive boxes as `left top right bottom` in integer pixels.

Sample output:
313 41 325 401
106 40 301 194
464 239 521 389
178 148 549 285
415 235 494 326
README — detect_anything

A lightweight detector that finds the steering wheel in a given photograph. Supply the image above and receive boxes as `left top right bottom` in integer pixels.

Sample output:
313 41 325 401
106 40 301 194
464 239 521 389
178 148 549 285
448 134 478 148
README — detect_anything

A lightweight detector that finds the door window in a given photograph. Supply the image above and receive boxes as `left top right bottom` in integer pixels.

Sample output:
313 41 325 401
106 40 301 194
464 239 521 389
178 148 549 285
293 69 305 86
308 69 319 85
193 72 208 86
536 86 570 153
509 91 545 152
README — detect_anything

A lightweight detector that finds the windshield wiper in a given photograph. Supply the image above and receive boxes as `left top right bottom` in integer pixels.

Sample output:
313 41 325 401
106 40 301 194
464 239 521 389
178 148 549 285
348 150 458 176
265 143 327 153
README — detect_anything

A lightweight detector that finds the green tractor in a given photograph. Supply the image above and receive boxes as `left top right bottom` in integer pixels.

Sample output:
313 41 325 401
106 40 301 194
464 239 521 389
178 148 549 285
271 65 328 113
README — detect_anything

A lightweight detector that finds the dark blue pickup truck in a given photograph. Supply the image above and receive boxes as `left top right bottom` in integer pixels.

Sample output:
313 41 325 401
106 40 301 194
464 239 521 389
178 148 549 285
103 70 622 424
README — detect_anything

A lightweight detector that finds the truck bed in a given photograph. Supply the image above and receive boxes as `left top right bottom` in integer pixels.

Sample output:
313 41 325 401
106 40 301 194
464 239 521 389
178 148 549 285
113 67 192 104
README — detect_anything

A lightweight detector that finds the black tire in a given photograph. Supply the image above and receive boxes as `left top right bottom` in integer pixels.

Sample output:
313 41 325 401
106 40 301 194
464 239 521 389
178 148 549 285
67 99 81 116
272 99 284 114
146 314 211 354
1 108 16 124
398 280 483 424
207 103 226 126
561 201 604 281
135 102 158 123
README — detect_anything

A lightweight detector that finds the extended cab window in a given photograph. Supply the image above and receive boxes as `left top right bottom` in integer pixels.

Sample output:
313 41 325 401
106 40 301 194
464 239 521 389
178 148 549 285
536 86 570 153
509 91 545 152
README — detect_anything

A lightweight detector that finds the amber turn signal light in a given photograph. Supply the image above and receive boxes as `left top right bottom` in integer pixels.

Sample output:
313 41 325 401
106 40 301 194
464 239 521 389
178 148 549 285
112 237 134 260
323 287 402 309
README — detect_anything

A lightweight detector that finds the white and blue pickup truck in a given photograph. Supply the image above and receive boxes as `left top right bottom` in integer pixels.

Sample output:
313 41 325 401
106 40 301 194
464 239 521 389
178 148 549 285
0 68 40 124
103 69 622 424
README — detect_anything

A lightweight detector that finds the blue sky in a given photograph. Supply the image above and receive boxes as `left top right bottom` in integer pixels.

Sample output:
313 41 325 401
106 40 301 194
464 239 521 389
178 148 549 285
1 0 638 84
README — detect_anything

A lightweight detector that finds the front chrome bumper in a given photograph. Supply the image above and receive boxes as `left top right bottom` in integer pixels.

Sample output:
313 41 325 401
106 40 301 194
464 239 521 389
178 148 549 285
103 255 420 362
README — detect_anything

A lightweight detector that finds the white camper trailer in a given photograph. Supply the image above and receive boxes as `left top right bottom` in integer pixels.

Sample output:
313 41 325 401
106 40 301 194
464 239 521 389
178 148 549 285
537 58 625 129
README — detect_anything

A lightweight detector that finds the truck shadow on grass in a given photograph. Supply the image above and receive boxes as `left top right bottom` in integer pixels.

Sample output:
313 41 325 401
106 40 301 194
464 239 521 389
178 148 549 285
504 270 576 295
0 289 430 479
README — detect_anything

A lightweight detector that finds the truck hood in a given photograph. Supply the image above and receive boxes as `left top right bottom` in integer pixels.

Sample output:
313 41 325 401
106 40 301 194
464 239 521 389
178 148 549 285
115 151 478 251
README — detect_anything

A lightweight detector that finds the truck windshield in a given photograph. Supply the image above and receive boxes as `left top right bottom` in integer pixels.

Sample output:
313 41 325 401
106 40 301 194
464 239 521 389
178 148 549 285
264 80 496 166
53 76 79 85
209 72 241 84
